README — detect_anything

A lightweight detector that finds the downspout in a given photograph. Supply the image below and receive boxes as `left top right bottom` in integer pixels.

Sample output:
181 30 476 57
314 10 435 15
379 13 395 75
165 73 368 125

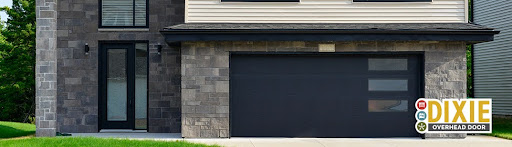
470 0 475 98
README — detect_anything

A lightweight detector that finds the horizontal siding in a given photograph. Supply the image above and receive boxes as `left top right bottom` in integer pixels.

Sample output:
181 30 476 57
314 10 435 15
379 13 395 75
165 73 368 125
473 0 512 115
186 0 466 23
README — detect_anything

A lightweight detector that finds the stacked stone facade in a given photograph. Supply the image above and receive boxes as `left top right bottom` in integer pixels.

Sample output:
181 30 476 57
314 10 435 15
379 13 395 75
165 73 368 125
181 41 467 138
36 0 59 137
36 0 469 138
44 0 184 133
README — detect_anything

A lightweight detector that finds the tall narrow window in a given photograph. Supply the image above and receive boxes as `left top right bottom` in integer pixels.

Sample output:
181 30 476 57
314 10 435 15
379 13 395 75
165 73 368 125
101 0 148 27
134 43 148 130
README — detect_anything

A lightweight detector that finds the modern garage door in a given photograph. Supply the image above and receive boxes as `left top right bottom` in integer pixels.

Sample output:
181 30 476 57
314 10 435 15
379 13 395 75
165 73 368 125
230 53 422 137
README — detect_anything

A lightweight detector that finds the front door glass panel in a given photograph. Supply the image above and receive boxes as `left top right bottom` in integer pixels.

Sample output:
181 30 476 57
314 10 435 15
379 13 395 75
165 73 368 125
107 49 128 121
135 43 147 129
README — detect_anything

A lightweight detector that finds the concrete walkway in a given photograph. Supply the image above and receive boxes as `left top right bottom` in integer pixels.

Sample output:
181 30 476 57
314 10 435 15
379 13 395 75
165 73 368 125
72 133 181 139
70 134 512 147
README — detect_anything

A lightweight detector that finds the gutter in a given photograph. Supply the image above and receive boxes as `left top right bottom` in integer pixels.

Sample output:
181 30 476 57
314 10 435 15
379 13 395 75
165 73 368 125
161 29 500 35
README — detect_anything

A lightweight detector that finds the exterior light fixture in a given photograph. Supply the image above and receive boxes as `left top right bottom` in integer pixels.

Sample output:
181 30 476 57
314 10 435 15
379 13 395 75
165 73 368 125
157 44 162 55
85 43 90 55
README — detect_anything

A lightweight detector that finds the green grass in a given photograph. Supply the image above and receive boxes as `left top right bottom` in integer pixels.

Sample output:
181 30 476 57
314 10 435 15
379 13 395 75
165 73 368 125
0 121 36 138
0 121 216 146
489 117 512 140
0 137 219 147
490 117 512 140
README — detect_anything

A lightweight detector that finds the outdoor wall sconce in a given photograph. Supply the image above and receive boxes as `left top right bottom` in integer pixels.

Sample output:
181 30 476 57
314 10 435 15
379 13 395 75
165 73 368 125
157 44 162 55
84 43 90 55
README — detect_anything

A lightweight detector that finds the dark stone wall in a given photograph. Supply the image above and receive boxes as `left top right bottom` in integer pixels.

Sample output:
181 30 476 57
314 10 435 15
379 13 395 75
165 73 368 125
181 41 467 138
56 0 184 133
36 0 58 137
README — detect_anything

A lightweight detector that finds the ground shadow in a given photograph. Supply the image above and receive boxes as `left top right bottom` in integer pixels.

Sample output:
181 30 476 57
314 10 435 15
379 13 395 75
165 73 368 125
0 124 35 139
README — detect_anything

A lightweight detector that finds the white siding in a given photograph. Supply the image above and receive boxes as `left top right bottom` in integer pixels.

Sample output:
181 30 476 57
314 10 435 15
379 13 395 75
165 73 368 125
473 0 512 115
186 0 467 23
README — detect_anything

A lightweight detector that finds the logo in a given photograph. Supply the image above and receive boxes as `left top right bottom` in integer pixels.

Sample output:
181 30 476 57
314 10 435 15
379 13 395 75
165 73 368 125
416 111 427 121
416 122 427 132
415 98 492 134
417 100 426 110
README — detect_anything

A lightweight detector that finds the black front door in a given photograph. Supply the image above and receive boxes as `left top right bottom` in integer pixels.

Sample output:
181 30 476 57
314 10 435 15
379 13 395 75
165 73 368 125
99 42 148 130
230 53 423 137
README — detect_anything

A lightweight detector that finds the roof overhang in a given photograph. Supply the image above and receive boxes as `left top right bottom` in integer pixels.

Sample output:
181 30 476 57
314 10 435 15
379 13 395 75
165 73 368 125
161 23 500 43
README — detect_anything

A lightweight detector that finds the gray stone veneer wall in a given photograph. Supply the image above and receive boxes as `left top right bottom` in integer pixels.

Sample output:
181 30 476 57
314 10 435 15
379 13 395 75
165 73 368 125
181 41 467 138
55 0 183 133
36 0 58 137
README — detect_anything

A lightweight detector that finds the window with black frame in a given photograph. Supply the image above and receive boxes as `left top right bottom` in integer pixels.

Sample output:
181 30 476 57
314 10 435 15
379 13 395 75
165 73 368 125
100 0 148 28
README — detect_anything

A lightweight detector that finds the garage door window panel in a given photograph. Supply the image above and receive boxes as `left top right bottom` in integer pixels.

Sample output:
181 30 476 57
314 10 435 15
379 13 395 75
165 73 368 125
368 79 408 91
369 58 408 71
368 100 408 112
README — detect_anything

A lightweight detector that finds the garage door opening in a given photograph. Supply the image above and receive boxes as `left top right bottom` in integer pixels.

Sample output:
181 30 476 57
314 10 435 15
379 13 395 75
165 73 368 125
230 53 424 137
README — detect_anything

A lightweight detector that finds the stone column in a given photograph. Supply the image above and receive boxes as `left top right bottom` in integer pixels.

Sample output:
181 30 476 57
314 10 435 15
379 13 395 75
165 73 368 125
36 0 58 137
424 43 468 139
181 42 230 138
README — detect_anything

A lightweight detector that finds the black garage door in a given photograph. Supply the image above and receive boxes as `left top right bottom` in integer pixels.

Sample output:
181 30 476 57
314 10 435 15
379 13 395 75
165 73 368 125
230 53 423 137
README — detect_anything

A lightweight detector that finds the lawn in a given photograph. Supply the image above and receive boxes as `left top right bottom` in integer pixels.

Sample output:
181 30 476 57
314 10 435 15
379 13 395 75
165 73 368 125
490 117 512 140
0 121 36 138
0 137 219 147
0 121 217 147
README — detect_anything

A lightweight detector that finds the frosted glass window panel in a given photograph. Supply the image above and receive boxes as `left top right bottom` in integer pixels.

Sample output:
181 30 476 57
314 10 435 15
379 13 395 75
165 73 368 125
368 58 408 71
368 79 408 91
135 77 147 129
135 43 147 129
102 0 147 27
107 49 127 121
369 100 408 112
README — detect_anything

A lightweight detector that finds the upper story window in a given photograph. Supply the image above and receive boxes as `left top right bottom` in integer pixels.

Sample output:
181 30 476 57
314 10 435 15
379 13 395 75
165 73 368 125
353 0 431 2
100 0 148 28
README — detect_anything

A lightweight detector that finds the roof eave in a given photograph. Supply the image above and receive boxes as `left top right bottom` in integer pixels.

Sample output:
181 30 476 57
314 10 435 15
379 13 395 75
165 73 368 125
161 29 499 35
161 29 498 44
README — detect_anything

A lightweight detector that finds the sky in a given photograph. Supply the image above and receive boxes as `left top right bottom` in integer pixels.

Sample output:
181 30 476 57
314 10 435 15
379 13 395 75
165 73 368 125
0 0 12 22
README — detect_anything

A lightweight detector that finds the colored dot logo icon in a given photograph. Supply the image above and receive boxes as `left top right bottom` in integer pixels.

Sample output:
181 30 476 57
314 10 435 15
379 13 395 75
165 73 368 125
416 111 427 121
417 100 426 110
416 122 427 132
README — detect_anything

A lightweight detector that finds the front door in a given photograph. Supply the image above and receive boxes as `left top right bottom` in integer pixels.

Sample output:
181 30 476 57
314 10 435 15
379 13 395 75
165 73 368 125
99 42 148 130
